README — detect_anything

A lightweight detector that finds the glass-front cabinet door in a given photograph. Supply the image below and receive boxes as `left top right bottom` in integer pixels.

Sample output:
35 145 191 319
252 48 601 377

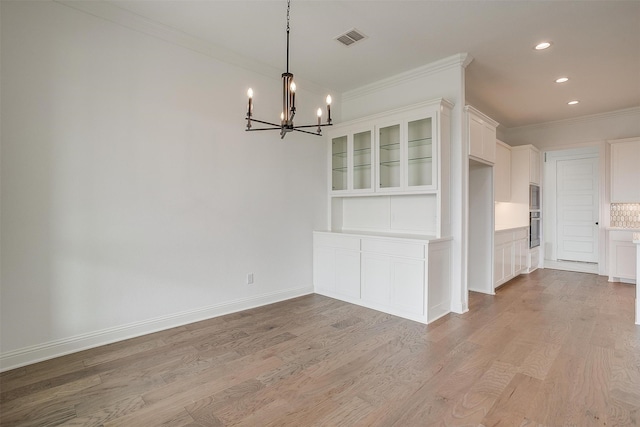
330 127 374 194
378 123 402 191
331 135 348 192
406 115 434 189
352 130 373 191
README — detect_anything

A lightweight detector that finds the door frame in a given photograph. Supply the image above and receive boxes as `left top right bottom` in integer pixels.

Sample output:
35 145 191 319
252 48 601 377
543 145 607 275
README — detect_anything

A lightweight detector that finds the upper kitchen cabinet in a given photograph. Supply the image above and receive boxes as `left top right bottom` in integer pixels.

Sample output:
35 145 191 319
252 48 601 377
377 111 438 193
330 125 375 194
465 105 498 165
329 99 452 196
609 137 640 203
495 140 512 202
512 145 541 187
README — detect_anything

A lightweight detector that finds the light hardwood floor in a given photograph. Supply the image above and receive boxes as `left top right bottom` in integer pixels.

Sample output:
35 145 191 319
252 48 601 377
1 269 639 426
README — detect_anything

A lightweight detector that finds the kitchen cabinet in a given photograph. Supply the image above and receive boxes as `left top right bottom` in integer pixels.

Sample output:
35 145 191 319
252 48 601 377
329 100 451 196
330 125 375 194
495 140 512 202
511 145 541 188
376 113 437 192
313 231 452 324
313 233 361 299
528 247 540 273
466 105 498 165
494 227 528 288
327 99 452 240
609 137 640 203
514 237 528 274
608 229 637 282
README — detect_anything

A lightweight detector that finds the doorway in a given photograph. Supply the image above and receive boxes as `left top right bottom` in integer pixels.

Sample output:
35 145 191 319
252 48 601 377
543 146 604 274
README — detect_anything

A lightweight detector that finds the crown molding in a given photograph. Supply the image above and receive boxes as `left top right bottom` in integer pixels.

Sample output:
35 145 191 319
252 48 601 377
54 0 330 95
504 106 640 132
342 53 472 102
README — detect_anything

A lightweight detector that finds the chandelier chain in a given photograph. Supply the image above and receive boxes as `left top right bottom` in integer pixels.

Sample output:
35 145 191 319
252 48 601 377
286 0 290 33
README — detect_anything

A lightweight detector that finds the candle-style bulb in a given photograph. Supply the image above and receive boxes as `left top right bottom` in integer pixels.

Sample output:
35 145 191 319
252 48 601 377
317 108 322 117
247 88 253 98
280 112 285 121
290 82 296 92
326 95 332 105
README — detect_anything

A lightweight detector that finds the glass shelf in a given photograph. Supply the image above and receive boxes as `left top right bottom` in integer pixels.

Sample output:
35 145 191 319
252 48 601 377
408 137 432 147
332 167 348 172
379 142 401 150
408 156 433 163
354 163 371 169
332 151 347 158
380 160 401 166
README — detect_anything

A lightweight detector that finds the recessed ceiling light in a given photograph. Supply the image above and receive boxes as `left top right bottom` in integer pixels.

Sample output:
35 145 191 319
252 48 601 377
555 77 569 83
535 41 552 50
568 100 579 105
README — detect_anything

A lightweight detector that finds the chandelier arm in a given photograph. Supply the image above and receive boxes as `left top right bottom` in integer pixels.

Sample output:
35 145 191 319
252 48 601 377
247 118 282 127
291 123 333 130
293 127 323 136
246 127 283 132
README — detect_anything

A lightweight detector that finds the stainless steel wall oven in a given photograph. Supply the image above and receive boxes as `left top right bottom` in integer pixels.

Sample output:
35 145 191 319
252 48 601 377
530 211 541 248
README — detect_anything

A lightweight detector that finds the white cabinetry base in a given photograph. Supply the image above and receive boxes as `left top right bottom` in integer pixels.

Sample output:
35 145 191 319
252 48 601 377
313 231 452 324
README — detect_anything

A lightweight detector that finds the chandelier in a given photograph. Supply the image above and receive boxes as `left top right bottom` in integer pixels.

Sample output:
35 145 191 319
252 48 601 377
245 0 332 139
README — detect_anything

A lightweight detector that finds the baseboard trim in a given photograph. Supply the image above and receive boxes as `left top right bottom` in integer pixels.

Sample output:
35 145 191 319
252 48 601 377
0 286 313 372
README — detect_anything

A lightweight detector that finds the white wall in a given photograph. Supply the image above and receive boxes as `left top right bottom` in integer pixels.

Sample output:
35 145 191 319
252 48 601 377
0 1 327 370
341 54 470 314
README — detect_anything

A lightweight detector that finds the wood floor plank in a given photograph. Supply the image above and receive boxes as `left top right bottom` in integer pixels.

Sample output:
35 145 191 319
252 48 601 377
2 268 638 426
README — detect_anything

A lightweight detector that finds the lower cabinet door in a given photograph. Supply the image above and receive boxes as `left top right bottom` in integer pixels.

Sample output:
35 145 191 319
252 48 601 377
361 253 392 306
313 246 336 294
612 241 637 279
335 249 361 299
505 243 515 281
391 257 425 316
494 245 505 285
361 253 425 316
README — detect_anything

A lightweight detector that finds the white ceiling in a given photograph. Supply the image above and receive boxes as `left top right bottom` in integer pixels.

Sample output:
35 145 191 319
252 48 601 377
101 0 640 128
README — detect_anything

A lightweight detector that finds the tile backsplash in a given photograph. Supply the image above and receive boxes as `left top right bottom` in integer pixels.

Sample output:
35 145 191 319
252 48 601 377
610 203 640 228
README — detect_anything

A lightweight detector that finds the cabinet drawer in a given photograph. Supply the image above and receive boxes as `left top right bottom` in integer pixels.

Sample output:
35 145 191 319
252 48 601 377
314 233 360 251
514 228 528 240
361 239 425 258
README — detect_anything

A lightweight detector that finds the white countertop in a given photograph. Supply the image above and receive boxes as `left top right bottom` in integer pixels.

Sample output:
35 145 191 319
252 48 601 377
314 230 451 243
607 227 640 232
495 225 528 232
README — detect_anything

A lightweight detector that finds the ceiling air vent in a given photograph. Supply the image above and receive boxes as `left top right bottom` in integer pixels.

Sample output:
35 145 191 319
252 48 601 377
335 28 367 47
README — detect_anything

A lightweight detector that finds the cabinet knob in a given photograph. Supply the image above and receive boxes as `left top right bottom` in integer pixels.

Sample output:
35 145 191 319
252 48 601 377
595 222 599 225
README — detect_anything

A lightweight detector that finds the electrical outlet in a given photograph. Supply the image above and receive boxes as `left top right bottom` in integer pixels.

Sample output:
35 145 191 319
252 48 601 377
246 273 254 285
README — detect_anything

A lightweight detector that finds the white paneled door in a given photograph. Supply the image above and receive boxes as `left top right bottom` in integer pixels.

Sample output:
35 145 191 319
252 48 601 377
556 157 599 263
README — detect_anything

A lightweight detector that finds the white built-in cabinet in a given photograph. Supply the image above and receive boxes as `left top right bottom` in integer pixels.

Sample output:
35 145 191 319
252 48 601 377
317 99 453 324
608 229 637 283
495 140 511 202
331 125 374 193
376 112 436 192
511 145 541 187
314 232 452 324
330 103 445 195
528 247 540 273
494 227 528 288
466 105 498 165
609 137 640 203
